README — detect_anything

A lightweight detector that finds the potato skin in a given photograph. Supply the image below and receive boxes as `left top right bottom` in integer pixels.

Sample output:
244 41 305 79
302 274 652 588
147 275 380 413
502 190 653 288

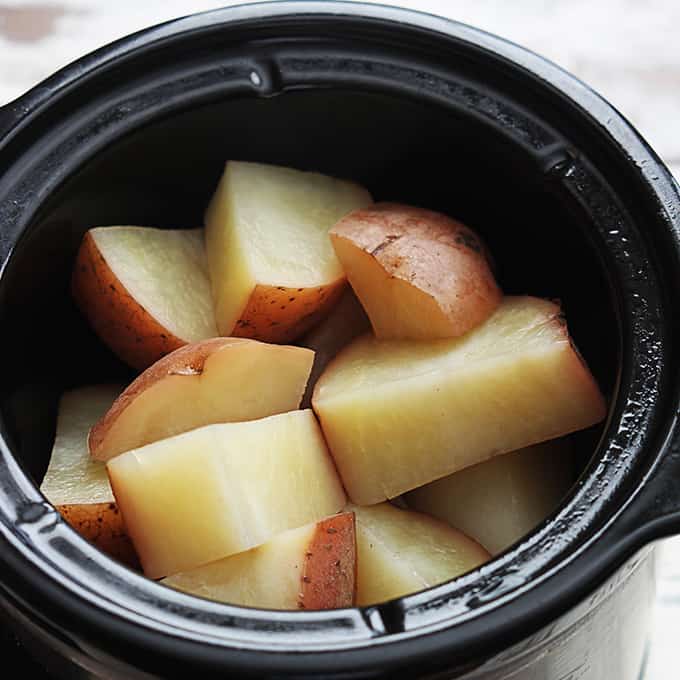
330 203 502 340
232 278 346 343
298 512 356 610
57 502 140 569
71 231 185 370
88 337 241 458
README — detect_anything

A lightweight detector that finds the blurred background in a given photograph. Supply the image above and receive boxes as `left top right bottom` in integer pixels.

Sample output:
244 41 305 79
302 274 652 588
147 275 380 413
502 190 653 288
0 1 678 677
1 0 679 172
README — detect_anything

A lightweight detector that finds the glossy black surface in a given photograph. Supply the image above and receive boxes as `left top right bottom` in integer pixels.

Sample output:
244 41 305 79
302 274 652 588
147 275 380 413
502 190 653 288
0 3 678 678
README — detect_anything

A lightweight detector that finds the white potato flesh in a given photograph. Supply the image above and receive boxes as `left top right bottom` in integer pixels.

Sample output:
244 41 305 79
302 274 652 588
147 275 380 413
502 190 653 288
91 226 216 341
406 439 574 555
41 385 121 505
351 503 489 606
164 522 316 608
313 296 606 505
162 513 355 610
204 161 372 334
107 410 347 579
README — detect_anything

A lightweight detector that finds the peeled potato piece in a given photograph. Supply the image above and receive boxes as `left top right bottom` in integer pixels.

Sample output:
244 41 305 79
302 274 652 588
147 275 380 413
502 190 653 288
407 439 574 555
163 512 356 610
204 161 372 341
108 410 346 579
298 289 370 408
72 227 216 371
313 296 606 505
40 385 138 567
330 203 501 340
89 337 314 461
350 503 489 606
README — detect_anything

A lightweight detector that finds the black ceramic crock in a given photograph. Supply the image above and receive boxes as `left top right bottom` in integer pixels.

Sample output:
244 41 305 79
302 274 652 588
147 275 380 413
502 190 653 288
0 2 678 678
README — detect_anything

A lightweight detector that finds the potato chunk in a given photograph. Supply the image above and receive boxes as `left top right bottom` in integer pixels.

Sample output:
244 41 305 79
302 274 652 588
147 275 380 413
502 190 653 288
72 227 216 370
313 297 606 505
204 161 371 341
89 337 313 461
40 385 138 567
330 203 501 340
108 410 346 578
163 513 356 610
407 439 574 554
351 503 489 606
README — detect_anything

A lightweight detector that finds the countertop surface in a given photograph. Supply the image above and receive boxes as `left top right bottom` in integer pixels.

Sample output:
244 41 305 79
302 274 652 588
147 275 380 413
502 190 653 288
0 1 678 678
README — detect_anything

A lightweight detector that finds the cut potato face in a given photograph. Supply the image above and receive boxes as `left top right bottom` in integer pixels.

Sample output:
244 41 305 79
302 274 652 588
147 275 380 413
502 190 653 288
204 161 372 341
108 410 347 579
40 385 138 567
330 203 501 340
298 289 370 408
163 512 356 610
406 439 574 555
350 503 489 606
72 227 217 370
313 296 607 505
89 337 314 461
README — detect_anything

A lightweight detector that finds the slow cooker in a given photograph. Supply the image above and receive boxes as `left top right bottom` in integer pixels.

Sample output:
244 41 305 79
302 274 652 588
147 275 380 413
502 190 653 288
0 3 678 678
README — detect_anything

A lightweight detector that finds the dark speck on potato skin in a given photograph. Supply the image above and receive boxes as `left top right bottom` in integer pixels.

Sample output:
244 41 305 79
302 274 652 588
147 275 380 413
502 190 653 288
370 233 402 256
454 230 482 254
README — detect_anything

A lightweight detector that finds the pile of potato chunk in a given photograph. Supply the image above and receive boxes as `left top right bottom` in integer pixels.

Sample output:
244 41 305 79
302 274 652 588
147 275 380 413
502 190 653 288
41 161 606 609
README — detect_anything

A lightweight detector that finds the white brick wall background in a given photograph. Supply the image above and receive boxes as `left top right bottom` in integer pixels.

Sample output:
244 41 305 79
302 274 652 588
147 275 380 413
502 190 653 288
0 1 678 677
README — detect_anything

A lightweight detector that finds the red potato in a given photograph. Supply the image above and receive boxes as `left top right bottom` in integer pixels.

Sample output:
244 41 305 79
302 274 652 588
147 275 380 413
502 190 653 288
40 385 139 568
204 161 372 342
72 227 217 371
89 337 314 461
313 296 606 505
350 503 490 606
406 438 575 555
330 203 501 340
107 410 347 579
163 513 356 610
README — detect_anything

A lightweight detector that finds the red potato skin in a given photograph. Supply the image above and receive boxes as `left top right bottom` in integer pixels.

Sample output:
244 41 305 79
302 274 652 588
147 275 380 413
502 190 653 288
72 231 186 371
330 203 502 339
232 279 347 343
88 337 242 458
298 512 356 610
57 502 140 569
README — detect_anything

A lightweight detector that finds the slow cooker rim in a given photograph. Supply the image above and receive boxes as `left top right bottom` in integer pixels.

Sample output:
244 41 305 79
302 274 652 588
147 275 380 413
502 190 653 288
0 2 678 676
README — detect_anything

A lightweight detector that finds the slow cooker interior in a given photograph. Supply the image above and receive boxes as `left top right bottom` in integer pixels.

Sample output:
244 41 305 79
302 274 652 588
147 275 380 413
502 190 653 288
0 89 616 538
